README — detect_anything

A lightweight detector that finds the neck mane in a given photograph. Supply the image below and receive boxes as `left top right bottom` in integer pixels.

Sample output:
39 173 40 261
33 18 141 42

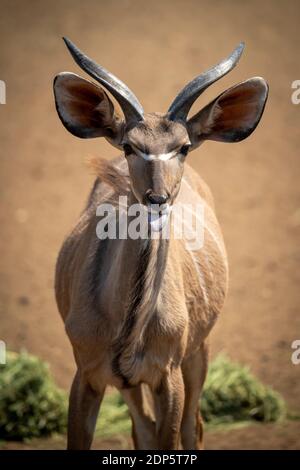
112 203 170 386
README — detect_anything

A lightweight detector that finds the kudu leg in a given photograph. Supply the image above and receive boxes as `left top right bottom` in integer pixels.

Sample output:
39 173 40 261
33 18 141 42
180 343 208 450
67 370 105 450
154 367 185 450
121 384 157 449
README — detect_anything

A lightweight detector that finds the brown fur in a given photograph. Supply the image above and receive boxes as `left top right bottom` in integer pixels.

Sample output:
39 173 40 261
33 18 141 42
87 155 130 194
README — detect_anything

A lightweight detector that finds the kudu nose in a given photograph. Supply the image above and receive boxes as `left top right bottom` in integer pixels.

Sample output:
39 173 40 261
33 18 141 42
146 192 168 205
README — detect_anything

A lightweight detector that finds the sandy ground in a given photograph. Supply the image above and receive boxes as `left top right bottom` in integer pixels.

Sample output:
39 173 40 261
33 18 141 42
0 0 300 449
2 421 300 450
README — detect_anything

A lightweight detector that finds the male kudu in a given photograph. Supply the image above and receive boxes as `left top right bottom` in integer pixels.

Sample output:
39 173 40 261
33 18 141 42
54 38 268 449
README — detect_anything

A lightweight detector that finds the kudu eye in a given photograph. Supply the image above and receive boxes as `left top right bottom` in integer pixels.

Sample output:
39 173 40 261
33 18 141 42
180 145 190 157
123 144 133 156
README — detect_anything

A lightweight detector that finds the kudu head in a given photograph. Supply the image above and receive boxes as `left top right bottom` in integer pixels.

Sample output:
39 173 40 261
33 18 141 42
54 38 268 217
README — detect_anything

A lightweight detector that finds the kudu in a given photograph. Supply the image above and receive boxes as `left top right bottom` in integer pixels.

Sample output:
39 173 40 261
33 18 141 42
54 38 268 450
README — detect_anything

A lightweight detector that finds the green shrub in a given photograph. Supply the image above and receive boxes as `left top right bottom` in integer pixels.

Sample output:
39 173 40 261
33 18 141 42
96 392 131 437
96 355 287 437
0 352 286 441
0 351 67 440
201 355 286 424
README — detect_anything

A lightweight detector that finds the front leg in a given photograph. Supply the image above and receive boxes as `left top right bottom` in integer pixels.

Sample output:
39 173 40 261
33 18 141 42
181 343 208 449
154 367 185 450
67 370 105 450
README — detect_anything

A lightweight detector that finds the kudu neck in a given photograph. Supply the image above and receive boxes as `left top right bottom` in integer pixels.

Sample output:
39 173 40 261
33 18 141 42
111 189 171 384
120 190 170 307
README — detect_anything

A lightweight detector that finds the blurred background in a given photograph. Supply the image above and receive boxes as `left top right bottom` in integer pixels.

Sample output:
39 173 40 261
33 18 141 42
0 0 299 449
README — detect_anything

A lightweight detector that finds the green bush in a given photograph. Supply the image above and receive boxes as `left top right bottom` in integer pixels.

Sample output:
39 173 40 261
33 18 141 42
0 351 67 440
0 351 286 441
96 355 287 437
96 392 131 437
201 355 286 424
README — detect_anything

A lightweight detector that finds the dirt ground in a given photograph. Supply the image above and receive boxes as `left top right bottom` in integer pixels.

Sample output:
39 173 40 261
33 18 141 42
2 421 300 450
0 0 300 450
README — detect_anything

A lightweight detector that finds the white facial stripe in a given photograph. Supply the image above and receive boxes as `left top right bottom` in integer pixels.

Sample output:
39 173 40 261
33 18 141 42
134 148 177 162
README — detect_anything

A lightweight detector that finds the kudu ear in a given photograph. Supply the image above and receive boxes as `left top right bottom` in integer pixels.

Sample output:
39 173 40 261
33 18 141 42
187 77 268 148
53 72 124 145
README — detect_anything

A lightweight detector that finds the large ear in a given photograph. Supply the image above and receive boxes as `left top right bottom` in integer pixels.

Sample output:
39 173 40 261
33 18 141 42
53 72 124 145
187 77 268 148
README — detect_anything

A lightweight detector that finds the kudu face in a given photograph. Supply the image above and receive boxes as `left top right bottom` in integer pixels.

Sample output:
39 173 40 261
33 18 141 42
123 114 189 209
54 38 268 220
